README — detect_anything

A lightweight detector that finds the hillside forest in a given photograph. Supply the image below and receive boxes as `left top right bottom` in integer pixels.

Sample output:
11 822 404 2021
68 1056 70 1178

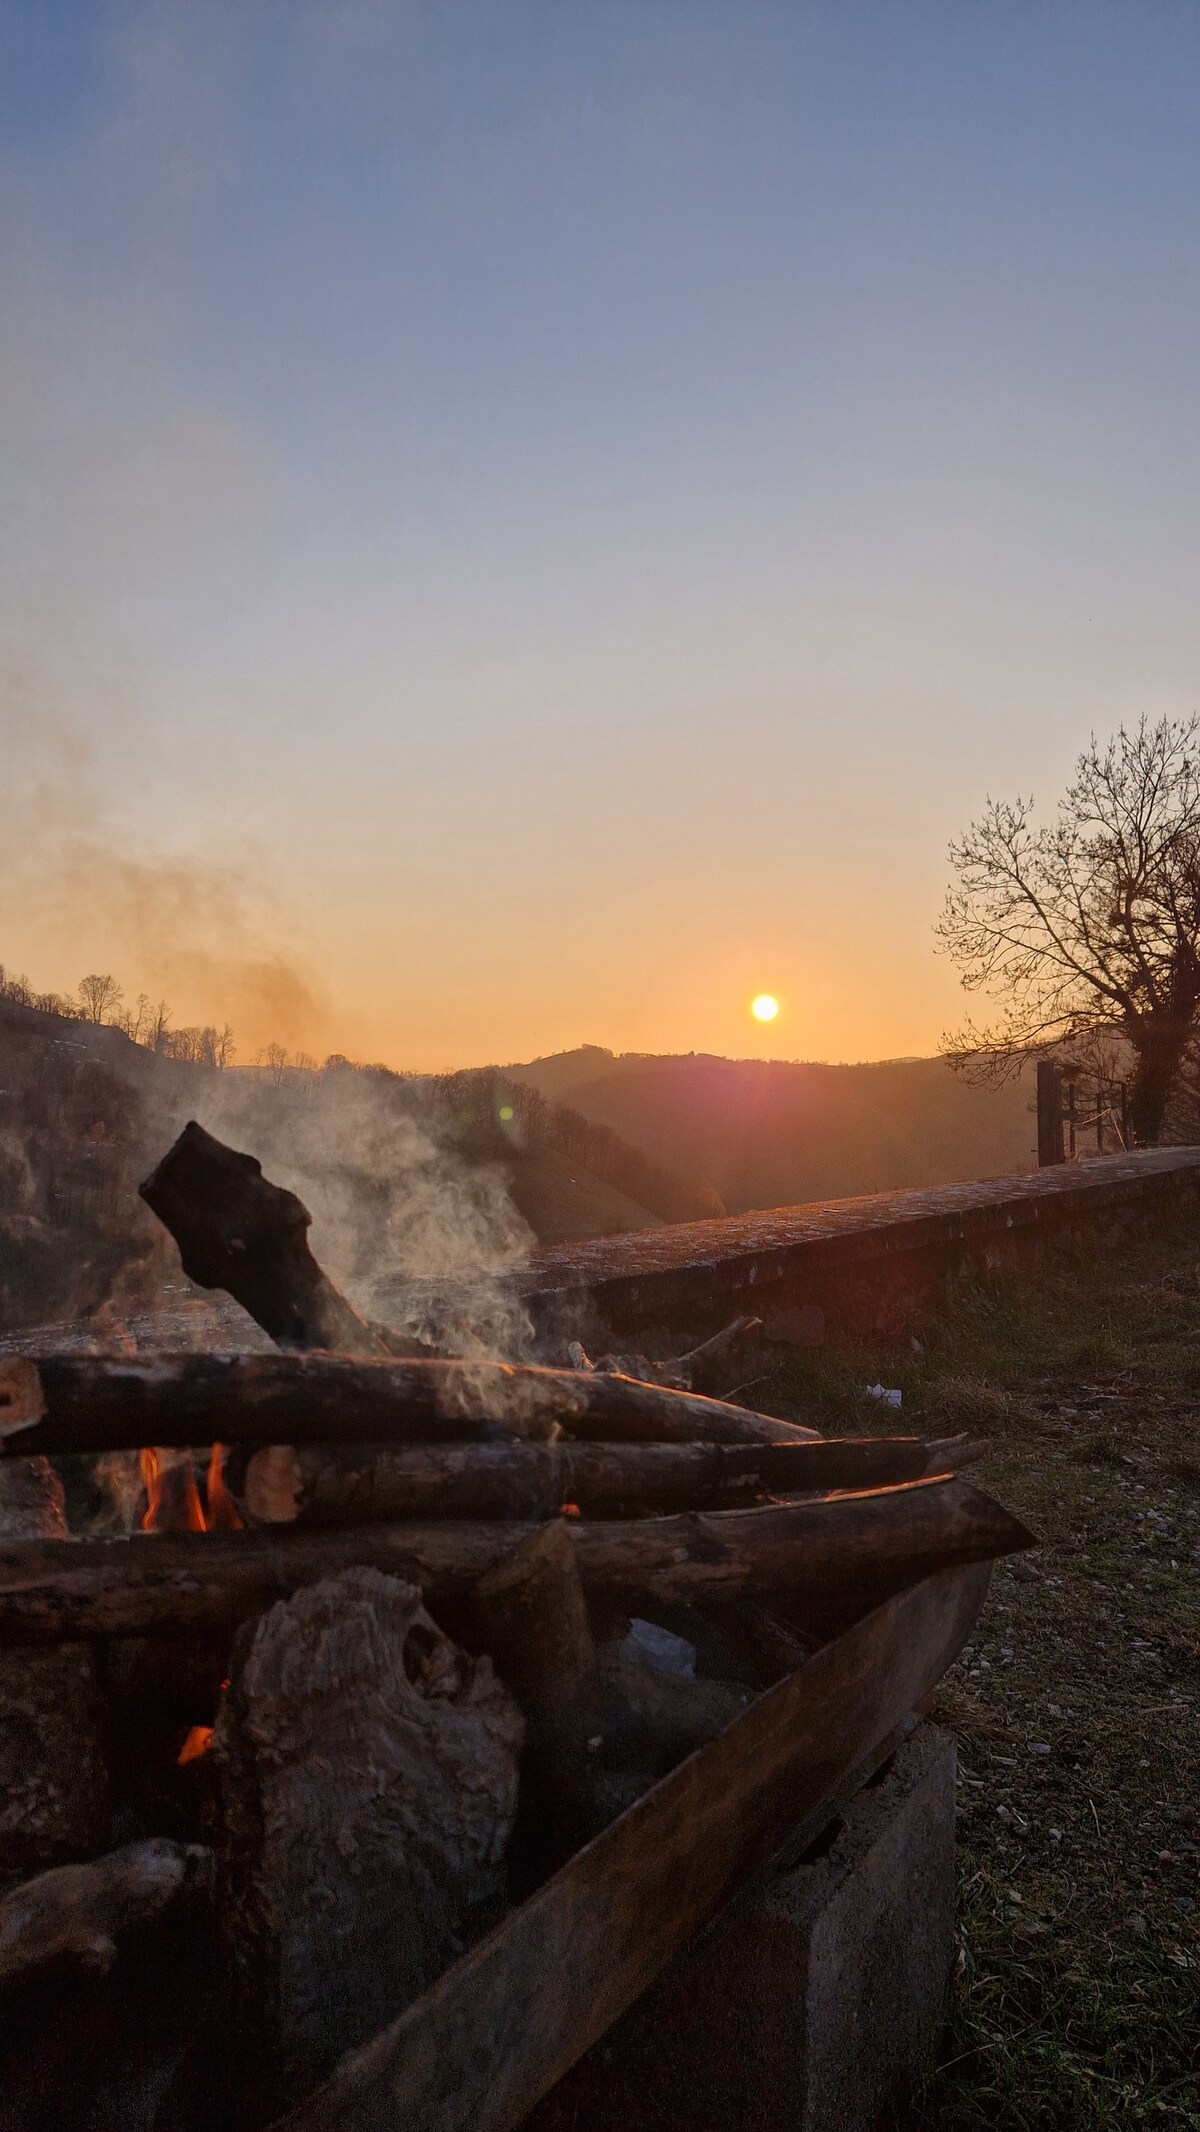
0 965 1040 1337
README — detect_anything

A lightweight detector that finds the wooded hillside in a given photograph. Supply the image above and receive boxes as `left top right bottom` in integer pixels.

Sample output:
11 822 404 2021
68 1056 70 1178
509 1049 1036 1214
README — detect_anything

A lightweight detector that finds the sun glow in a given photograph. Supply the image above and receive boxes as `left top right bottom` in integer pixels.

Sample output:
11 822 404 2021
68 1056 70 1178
751 994 779 1023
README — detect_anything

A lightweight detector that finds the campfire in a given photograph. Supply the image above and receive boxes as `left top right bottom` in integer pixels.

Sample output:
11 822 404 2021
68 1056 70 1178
0 1123 1034 2129
139 1443 243 1535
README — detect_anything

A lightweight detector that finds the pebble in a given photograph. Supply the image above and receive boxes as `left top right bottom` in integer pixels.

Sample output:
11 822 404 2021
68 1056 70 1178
1028 1741 1053 1757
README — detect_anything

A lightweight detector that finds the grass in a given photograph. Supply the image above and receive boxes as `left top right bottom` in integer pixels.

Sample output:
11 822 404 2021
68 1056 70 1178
766 1208 1200 2130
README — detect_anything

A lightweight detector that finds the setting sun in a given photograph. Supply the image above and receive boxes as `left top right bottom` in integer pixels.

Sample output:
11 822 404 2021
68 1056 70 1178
751 994 780 1023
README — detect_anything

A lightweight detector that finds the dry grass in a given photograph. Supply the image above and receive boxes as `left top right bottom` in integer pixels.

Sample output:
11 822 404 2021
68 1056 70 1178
768 1210 1200 2129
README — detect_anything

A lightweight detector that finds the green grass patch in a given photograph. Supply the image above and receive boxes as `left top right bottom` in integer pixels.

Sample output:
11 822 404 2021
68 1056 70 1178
765 1204 1200 2130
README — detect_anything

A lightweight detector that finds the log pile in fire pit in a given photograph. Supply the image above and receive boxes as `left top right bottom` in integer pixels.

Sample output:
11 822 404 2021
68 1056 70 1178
0 1123 1035 2130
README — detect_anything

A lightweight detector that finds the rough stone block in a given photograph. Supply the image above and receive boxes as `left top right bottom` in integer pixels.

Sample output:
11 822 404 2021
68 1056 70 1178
527 1722 956 2132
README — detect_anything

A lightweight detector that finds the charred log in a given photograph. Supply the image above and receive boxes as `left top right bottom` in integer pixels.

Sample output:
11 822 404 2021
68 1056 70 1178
1 1352 820 1460
0 1479 1035 1646
241 1433 963 1526
138 1121 436 1358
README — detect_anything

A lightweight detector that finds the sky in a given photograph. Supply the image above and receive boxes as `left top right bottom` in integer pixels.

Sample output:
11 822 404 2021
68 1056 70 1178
5 1 1200 1070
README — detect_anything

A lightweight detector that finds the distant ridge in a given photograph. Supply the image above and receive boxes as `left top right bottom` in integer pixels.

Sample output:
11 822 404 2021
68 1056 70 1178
508 1046 1036 1213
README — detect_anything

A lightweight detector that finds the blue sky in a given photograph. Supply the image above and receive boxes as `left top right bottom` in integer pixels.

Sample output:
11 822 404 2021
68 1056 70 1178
5 2 1200 1065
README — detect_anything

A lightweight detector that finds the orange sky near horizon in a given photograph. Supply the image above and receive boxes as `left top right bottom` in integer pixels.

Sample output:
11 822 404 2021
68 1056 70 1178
2 833 970 1072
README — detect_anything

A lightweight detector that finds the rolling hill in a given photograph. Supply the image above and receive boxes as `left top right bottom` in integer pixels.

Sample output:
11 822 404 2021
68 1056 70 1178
509 1048 1036 1213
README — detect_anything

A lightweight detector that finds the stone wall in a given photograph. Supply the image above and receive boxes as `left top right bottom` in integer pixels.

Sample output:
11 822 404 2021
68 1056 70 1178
521 1148 1200 1352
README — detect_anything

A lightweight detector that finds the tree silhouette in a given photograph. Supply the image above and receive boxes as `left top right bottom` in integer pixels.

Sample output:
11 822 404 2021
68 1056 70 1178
77 973 124 1025
938 717 1200 1145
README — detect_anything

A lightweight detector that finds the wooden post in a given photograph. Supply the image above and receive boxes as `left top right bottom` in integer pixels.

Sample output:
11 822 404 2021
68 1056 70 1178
471 1524 600 1887
1036 1061 1064 1167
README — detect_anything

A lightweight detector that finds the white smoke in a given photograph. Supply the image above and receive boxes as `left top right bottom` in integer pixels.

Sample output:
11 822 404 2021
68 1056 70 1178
181 1063 536 1359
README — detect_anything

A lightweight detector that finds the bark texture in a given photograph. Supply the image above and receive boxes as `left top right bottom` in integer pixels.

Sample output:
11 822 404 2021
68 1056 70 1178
242 1434 945 1527
214 1568 524 2111
0 1479 1036 1646
5 1351 818 1459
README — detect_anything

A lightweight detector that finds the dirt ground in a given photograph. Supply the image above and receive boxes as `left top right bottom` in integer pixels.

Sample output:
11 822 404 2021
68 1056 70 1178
770 1206 1200 2130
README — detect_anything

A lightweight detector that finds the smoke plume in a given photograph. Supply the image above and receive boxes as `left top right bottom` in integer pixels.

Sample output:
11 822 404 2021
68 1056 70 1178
184 1067 536 1358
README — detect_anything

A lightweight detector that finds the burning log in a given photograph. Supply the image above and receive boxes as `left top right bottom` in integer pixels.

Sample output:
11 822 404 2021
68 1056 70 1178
0 1455 66 1538
0 1458 110 1871
0 1352 821 1458
139 1120 437 1358
470 1524 600 1883
0 1837 213 1995
0 1479 1034 1646
215 1568 523 2114
241 1433 968 1525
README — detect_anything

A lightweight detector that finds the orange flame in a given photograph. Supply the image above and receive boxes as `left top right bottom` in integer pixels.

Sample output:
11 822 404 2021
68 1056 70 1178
205 1443 243 1531
177 1725 214 1766
140 1447 205 1533
139 1445 242 1533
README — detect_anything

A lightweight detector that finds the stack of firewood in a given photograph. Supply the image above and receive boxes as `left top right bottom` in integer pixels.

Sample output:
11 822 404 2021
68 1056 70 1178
0 1124 1033 2124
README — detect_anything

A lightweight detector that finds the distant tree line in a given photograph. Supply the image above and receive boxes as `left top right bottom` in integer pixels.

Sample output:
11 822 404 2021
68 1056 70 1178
2 965 340 1089
0 966 235 1069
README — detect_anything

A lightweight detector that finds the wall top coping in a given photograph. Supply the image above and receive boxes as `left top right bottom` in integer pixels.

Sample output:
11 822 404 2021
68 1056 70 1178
520 1147 1200 1301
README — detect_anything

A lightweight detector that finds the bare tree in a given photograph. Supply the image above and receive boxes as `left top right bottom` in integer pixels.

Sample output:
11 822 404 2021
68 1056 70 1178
214 1023 235 1068
938 717 1200 1146
148 1001 173 1053
262 1041 289 1089
115 992 151 1044
77 974 124 1025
